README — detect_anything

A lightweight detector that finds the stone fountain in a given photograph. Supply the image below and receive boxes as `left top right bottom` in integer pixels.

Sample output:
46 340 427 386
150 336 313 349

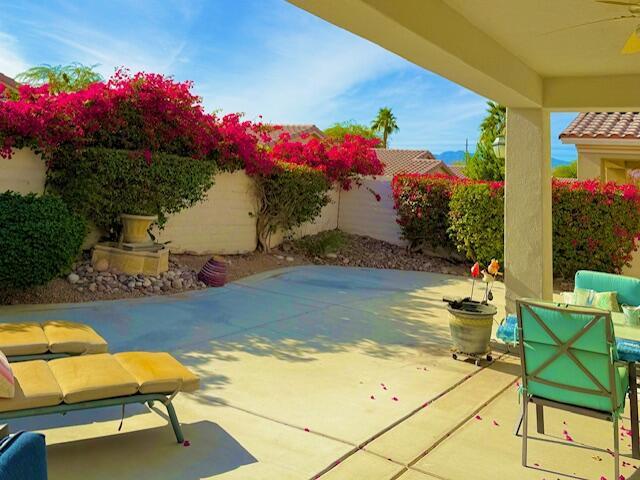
91 214 169 275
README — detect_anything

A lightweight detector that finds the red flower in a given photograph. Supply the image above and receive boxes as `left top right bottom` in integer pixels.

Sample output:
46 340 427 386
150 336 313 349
471 262 480 278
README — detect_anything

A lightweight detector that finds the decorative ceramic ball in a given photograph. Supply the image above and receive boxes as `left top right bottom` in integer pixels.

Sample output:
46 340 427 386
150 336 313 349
198 256 227 287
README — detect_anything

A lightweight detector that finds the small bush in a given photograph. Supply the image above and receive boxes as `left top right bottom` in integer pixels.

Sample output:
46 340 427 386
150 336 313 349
253 162 331 252
295 230 348 257
552 179 640 278
391 174 458 251
47 147 217 237
0 192 86 290
447 181 504 266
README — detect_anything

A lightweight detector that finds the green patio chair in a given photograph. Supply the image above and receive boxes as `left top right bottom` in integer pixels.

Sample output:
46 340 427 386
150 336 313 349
516 298 630 480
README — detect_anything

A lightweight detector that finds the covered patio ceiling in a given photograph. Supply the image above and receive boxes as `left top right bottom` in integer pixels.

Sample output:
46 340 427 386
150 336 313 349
288 0 640 111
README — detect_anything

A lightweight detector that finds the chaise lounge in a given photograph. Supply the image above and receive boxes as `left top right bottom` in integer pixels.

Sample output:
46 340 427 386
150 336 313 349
0 321 108 362
0 352 199 443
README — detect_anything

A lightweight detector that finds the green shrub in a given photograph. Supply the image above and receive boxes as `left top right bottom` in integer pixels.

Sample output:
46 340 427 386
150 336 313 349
391 174 458 252
0 192 86 290
47 147 217 237
552 180 640 278
253 162 331 252
448 182 504 266
295 230 348 257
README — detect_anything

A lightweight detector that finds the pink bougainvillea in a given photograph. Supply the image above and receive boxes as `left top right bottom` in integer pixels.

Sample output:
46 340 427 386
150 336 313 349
0 70 383 185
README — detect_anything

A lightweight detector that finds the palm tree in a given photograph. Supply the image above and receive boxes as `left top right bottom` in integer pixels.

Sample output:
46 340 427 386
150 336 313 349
16 63 103 93
478 101 506 144
371 107 399 148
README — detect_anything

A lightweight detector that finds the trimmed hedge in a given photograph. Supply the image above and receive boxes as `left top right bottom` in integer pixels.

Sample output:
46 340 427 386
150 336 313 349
47 147 217 237
0 192 86 290
393 174 640 278
448 181 504 266
391 174 457 251
552 179 640 278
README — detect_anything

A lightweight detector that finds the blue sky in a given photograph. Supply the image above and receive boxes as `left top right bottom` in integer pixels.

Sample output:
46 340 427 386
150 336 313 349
0 0 577 161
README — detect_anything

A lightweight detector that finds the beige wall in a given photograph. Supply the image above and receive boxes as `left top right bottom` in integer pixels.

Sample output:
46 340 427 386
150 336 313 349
157 171 257 254
337 178 404 246
0 148 45 194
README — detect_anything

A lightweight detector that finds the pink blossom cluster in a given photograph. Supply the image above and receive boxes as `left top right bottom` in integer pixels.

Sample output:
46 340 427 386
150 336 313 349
0 70 383 184
268 132 383 188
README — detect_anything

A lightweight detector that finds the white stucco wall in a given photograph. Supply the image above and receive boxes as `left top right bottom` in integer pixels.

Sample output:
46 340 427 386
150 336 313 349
337 177 405 246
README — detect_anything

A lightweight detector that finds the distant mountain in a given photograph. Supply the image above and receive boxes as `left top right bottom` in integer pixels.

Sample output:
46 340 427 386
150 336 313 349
435 151 575 168
552 158 575 167
434 151 469 163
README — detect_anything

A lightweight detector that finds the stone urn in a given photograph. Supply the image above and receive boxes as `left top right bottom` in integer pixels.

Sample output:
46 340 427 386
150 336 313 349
444 298 497 365
120 214 157 244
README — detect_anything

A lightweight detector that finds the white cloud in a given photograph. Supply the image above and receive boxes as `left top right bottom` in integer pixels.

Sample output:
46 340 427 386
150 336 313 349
198 24 406 124
0 32 28 76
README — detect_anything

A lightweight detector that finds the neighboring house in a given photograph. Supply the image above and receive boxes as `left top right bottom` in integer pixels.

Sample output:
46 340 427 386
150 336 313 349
266 124 325 143
559 112 640 182
373 148 461 178
0 73 19 91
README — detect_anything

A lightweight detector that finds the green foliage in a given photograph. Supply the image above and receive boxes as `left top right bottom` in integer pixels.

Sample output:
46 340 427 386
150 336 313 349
0 192 86 290
552 182 640 278
253 162 331 252
391 174 457 252
294 230 348 257
15 63 103 93
47 147 216 237
323 121 380 142
371 107 399 148
553 160 577 178
463 141 505 181
448 182 504 265
464 101 506 181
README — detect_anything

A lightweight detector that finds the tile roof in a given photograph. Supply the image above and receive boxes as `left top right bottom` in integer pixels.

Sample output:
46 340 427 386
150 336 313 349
265 124 325 143
373 148 457 177
447 165 467 178
0 73 19 90
559 112 640 140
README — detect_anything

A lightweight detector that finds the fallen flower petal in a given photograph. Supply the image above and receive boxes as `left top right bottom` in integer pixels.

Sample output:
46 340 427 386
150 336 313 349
475 415 482 420
183 440 191 447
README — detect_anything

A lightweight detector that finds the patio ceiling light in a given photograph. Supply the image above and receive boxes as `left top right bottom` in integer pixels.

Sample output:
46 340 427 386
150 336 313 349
492 135 506 159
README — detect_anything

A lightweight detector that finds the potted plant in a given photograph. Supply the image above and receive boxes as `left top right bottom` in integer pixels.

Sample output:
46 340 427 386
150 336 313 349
443 259 501 365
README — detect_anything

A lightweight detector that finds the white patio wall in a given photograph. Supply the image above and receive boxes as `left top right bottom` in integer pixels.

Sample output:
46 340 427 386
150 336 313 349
337 178 405 246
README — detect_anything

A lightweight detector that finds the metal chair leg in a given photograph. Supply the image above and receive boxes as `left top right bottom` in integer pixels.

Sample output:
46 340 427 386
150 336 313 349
535 404 544 434
613 415 620 480
164 401 184 443
522 396 529 467
513 410 523 436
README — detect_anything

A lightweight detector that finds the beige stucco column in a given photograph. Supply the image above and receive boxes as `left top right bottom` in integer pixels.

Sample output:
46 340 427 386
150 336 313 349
504 108 553 313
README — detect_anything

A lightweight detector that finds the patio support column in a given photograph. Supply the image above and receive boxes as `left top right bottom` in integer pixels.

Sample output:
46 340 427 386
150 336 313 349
504 108 553 313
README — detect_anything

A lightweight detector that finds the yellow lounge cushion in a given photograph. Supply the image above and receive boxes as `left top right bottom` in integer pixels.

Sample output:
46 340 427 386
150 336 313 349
0 323 49 356
43 321 108 354
0 360 62 412
115 352 200 394
49 354 138 404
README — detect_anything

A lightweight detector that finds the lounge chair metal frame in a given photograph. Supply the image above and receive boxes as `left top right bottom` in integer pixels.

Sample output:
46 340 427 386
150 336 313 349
0 393 184 443
516 299 630 480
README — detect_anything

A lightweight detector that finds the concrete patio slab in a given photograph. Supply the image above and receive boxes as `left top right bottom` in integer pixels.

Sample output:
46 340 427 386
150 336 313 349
412 377 640 480
318 450 404 480
4 266 601 480
364 354 520 464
